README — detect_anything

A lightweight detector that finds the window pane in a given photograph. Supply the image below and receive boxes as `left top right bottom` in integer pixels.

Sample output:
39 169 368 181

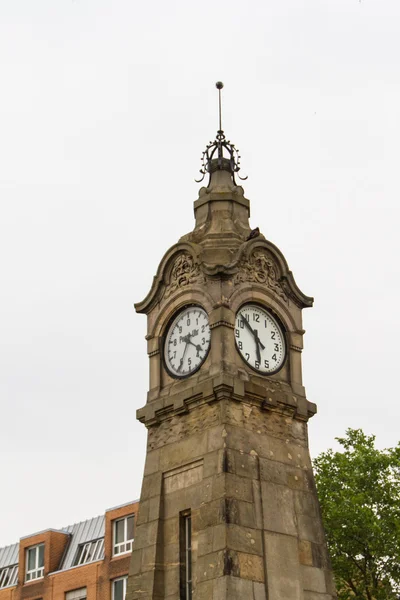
126 516 134 541
113 579 124 600
115 520 125 544
28 548 36 571
38 544 44 568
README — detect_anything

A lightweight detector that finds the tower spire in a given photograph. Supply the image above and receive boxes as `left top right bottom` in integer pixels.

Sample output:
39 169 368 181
216 80 223 133
195 82 247 185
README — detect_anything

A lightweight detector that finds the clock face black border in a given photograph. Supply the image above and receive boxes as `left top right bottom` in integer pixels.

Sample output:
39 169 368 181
234 302 287 376
162 304 211 380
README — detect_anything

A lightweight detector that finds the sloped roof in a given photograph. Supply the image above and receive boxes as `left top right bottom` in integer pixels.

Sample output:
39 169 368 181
59 515 105 570
0 544 19 569
0 515 105 573
0 500 137 576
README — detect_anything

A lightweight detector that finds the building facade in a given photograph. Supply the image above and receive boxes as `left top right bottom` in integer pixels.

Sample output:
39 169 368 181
0 501 138 600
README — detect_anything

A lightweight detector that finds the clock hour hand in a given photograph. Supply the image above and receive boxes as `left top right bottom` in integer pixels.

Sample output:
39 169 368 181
240 316 265 350
182 334 203 356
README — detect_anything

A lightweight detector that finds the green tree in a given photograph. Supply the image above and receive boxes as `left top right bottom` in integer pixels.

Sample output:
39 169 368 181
314 429 400 600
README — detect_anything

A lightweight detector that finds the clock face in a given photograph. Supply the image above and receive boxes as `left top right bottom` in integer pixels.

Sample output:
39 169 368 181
164 306 211 378
234 304 286 374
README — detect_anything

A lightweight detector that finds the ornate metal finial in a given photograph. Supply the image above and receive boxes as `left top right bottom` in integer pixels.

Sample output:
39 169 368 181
195 82 247 185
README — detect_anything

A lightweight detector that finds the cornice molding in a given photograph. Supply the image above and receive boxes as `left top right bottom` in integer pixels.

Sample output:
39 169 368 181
136 374 316 427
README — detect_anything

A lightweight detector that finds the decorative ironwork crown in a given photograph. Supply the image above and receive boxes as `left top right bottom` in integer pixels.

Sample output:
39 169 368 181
195 82 247 185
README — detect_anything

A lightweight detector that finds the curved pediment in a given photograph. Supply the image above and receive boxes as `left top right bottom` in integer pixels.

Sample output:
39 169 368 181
232 239 313 309
134 242 204 314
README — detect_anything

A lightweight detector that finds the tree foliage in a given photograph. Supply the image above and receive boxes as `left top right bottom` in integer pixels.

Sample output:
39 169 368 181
314 429 400 600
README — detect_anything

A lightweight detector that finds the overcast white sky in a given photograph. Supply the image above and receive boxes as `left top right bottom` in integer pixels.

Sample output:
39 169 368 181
1 0 400 547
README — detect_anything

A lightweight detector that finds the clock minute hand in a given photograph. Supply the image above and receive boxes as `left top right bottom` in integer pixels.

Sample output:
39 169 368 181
240 316 265 350
254 331 262 364
178 334 191 372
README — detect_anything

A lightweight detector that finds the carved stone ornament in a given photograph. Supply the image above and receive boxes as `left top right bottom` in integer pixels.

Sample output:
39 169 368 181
235 249 288 302
164 253 205 298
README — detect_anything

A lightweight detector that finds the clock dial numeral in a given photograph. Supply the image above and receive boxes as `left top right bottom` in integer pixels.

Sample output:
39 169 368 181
234 304 285 374
164 306 211 378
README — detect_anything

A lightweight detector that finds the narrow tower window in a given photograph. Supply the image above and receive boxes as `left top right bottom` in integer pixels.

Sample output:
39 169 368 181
180 511 192 599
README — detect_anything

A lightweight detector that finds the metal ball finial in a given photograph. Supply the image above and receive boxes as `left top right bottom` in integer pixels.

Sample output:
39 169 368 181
216 81 224 90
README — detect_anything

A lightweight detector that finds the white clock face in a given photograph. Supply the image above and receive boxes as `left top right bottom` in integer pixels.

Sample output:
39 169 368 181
164 306 211 378
235 304 286 374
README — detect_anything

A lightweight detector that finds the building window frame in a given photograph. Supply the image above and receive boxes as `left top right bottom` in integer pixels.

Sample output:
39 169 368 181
65 587 87 600
74 538 104 566
0 564 18 588
179 510 192 600
112 576 127 600
25 543 44 582
112 515 134 556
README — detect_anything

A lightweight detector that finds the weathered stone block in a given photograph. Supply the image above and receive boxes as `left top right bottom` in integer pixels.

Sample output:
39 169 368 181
193 579 214 600
228 448 259 479
226 524 262 556
212 524 227 552
207 425 227 452
164 482 212 519
163 566 179 594
267 435 310 469
226 473 254 503
132 521 159 550
212 575 227 600
141 545 157 572
298 539 313 566
198 499 225 529
297 514 323 544
127 569 155 597
212 474 226 500
163 517 179 545
303 593 333 600
226 575 255 597
160 432 208 471
144 449 160 475
237 552 264 582
301 565 327 593
253 581 267 600
136 499 149 525
237 499 256 528
141 472 162 500
294 491 318 517
149 495 162 521
196 550 225 582
128 548 142 576
324 569 337 596
259 456 288 486
164 460 203 494
197 527 214 557
203 450 223 478
262 481 297 536
264 532 302 600
163 542 179 566
311 541 330 569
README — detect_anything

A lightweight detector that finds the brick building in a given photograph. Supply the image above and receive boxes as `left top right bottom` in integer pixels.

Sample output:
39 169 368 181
0 501 138 600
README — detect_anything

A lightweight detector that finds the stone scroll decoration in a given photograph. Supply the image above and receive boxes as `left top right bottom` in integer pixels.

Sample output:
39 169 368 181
164 253 205 298
234 249 288 303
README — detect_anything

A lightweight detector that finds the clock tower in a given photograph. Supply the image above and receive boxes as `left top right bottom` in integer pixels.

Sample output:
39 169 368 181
127 85 337 600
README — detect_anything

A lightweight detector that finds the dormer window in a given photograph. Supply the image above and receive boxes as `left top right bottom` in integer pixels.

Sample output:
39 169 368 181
113 515 134 556
0 564 18 588
25 544 44 582
74 539 104 566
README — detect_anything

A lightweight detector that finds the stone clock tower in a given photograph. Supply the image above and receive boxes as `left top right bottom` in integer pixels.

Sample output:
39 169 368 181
127 87 337 600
